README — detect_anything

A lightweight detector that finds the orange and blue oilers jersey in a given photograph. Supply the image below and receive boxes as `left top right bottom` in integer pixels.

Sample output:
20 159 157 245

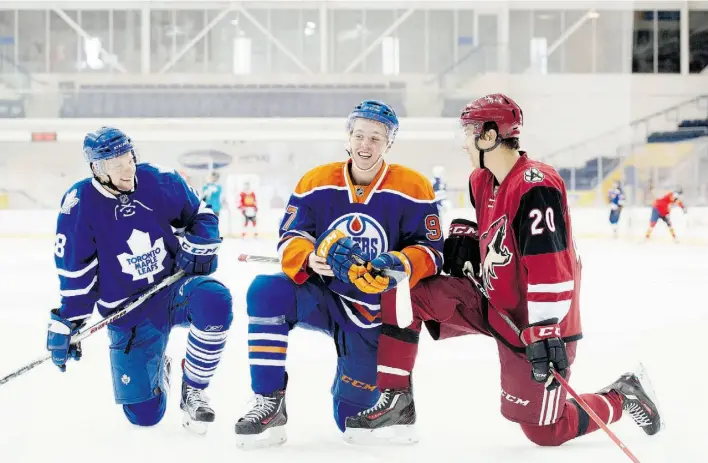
277 159 443 330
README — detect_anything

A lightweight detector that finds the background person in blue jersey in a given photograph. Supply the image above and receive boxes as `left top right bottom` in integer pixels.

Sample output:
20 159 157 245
608 180 625 237
233 101 444 449
202 172 224 217
46 127 233 435
432 165 451 230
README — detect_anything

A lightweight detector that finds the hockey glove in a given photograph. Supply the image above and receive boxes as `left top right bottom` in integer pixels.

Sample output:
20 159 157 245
176 234 222 275
443 219 481 278
350 251 411 294
315 228 368 283
46 309 84 372
520 318 569 391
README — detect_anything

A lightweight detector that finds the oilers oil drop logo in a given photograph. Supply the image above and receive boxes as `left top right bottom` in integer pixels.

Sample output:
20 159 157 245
328 213 388 261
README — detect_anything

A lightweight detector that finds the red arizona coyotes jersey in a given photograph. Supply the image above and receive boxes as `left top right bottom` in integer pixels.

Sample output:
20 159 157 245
468 153 582 350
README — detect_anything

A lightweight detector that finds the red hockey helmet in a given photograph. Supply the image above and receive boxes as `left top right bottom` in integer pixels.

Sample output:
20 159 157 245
459 93 523 139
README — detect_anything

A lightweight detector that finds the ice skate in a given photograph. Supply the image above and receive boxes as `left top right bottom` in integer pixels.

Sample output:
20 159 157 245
180 381 215 435
599 363 664 436
344 388 418 445
234 390 287 449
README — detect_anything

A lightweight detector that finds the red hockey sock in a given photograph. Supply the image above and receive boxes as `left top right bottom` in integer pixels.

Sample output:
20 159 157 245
520 391 623 446
376 324 420 390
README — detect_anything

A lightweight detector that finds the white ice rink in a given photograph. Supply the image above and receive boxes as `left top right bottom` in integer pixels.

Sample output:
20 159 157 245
1 236 707 463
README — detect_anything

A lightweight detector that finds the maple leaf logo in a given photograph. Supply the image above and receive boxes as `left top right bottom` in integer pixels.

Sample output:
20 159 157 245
60 189 79 215
117 229 167 283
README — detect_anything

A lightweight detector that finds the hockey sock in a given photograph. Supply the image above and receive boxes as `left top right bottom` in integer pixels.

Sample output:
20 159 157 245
376 323 420 390
570 392 623 437
184 325 229 389
248 317 289 394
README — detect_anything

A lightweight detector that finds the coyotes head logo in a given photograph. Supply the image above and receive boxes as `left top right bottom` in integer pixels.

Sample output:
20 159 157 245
478 215 513 297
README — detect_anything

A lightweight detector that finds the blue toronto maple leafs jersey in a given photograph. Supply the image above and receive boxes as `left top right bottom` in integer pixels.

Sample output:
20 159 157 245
277 160 443 330
54 163 219 323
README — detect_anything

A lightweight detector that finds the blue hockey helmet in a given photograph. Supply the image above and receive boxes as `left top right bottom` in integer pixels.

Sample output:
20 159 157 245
346 100 399 144
83 127 134 164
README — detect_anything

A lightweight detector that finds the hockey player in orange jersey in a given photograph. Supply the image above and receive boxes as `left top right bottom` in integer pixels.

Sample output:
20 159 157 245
645 188 687 242
233 100 443 449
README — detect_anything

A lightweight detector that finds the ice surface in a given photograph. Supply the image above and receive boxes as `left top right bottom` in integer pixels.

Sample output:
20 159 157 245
1 236 707 463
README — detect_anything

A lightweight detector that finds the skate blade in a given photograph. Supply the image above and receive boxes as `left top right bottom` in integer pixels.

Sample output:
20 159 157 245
182 412 209 436
635 362 666 433
344 425 418 446
235 426 287 450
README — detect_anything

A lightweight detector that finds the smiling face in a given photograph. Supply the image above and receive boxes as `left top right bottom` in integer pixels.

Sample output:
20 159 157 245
348 118 390 172
94 151 136 192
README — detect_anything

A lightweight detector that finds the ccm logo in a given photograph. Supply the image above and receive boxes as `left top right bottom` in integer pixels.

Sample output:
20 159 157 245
538 326 561 337
181 243 218 255
449 225 477 236
340 375 376 392
501 389 530 406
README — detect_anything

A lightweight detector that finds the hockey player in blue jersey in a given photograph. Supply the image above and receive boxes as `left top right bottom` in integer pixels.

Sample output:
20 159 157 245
202 172 224 217
46 127 233 434
608 180 625 237
233 101 443 448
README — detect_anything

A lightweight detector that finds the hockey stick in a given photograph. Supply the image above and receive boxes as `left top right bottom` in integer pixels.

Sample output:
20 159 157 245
237 253 414 328
0 270 185 387
462 269 640 463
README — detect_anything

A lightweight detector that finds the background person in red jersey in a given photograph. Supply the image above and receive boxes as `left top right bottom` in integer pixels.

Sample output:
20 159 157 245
345 94 664 448
645 187 687 242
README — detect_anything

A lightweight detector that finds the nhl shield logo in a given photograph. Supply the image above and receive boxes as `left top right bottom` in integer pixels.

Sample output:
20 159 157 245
328 213 388 260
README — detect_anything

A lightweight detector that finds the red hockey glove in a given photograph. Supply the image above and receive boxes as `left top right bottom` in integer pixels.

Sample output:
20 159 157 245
520 318 568 391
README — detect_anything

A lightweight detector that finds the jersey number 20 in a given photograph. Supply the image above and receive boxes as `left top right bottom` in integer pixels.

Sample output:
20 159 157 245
529 208 556 235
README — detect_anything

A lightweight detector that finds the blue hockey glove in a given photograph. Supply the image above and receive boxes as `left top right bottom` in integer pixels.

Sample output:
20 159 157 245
176 234 222 275
46 309 84 372
315 228 367 283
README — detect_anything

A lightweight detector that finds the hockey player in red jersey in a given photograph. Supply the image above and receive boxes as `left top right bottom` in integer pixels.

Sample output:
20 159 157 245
645 188 686 241
239 182 258 239
345 94 664 447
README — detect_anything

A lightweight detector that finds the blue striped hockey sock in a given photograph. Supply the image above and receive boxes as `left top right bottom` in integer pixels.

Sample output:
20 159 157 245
183 326 228 389
248 315 289 394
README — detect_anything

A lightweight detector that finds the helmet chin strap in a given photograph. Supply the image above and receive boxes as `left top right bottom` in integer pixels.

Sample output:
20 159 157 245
352 153 384 173
96 173 137 195
474 136 502 170
348 143 388 174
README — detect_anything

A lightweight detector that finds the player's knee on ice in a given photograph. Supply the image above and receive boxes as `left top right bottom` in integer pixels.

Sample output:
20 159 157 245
519 422 566 447
123 393 167 427
246 274 296 318
187 280 234 332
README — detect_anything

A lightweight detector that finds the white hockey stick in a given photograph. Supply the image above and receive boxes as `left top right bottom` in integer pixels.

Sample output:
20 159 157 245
0 270 185 387
237 253 414 328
